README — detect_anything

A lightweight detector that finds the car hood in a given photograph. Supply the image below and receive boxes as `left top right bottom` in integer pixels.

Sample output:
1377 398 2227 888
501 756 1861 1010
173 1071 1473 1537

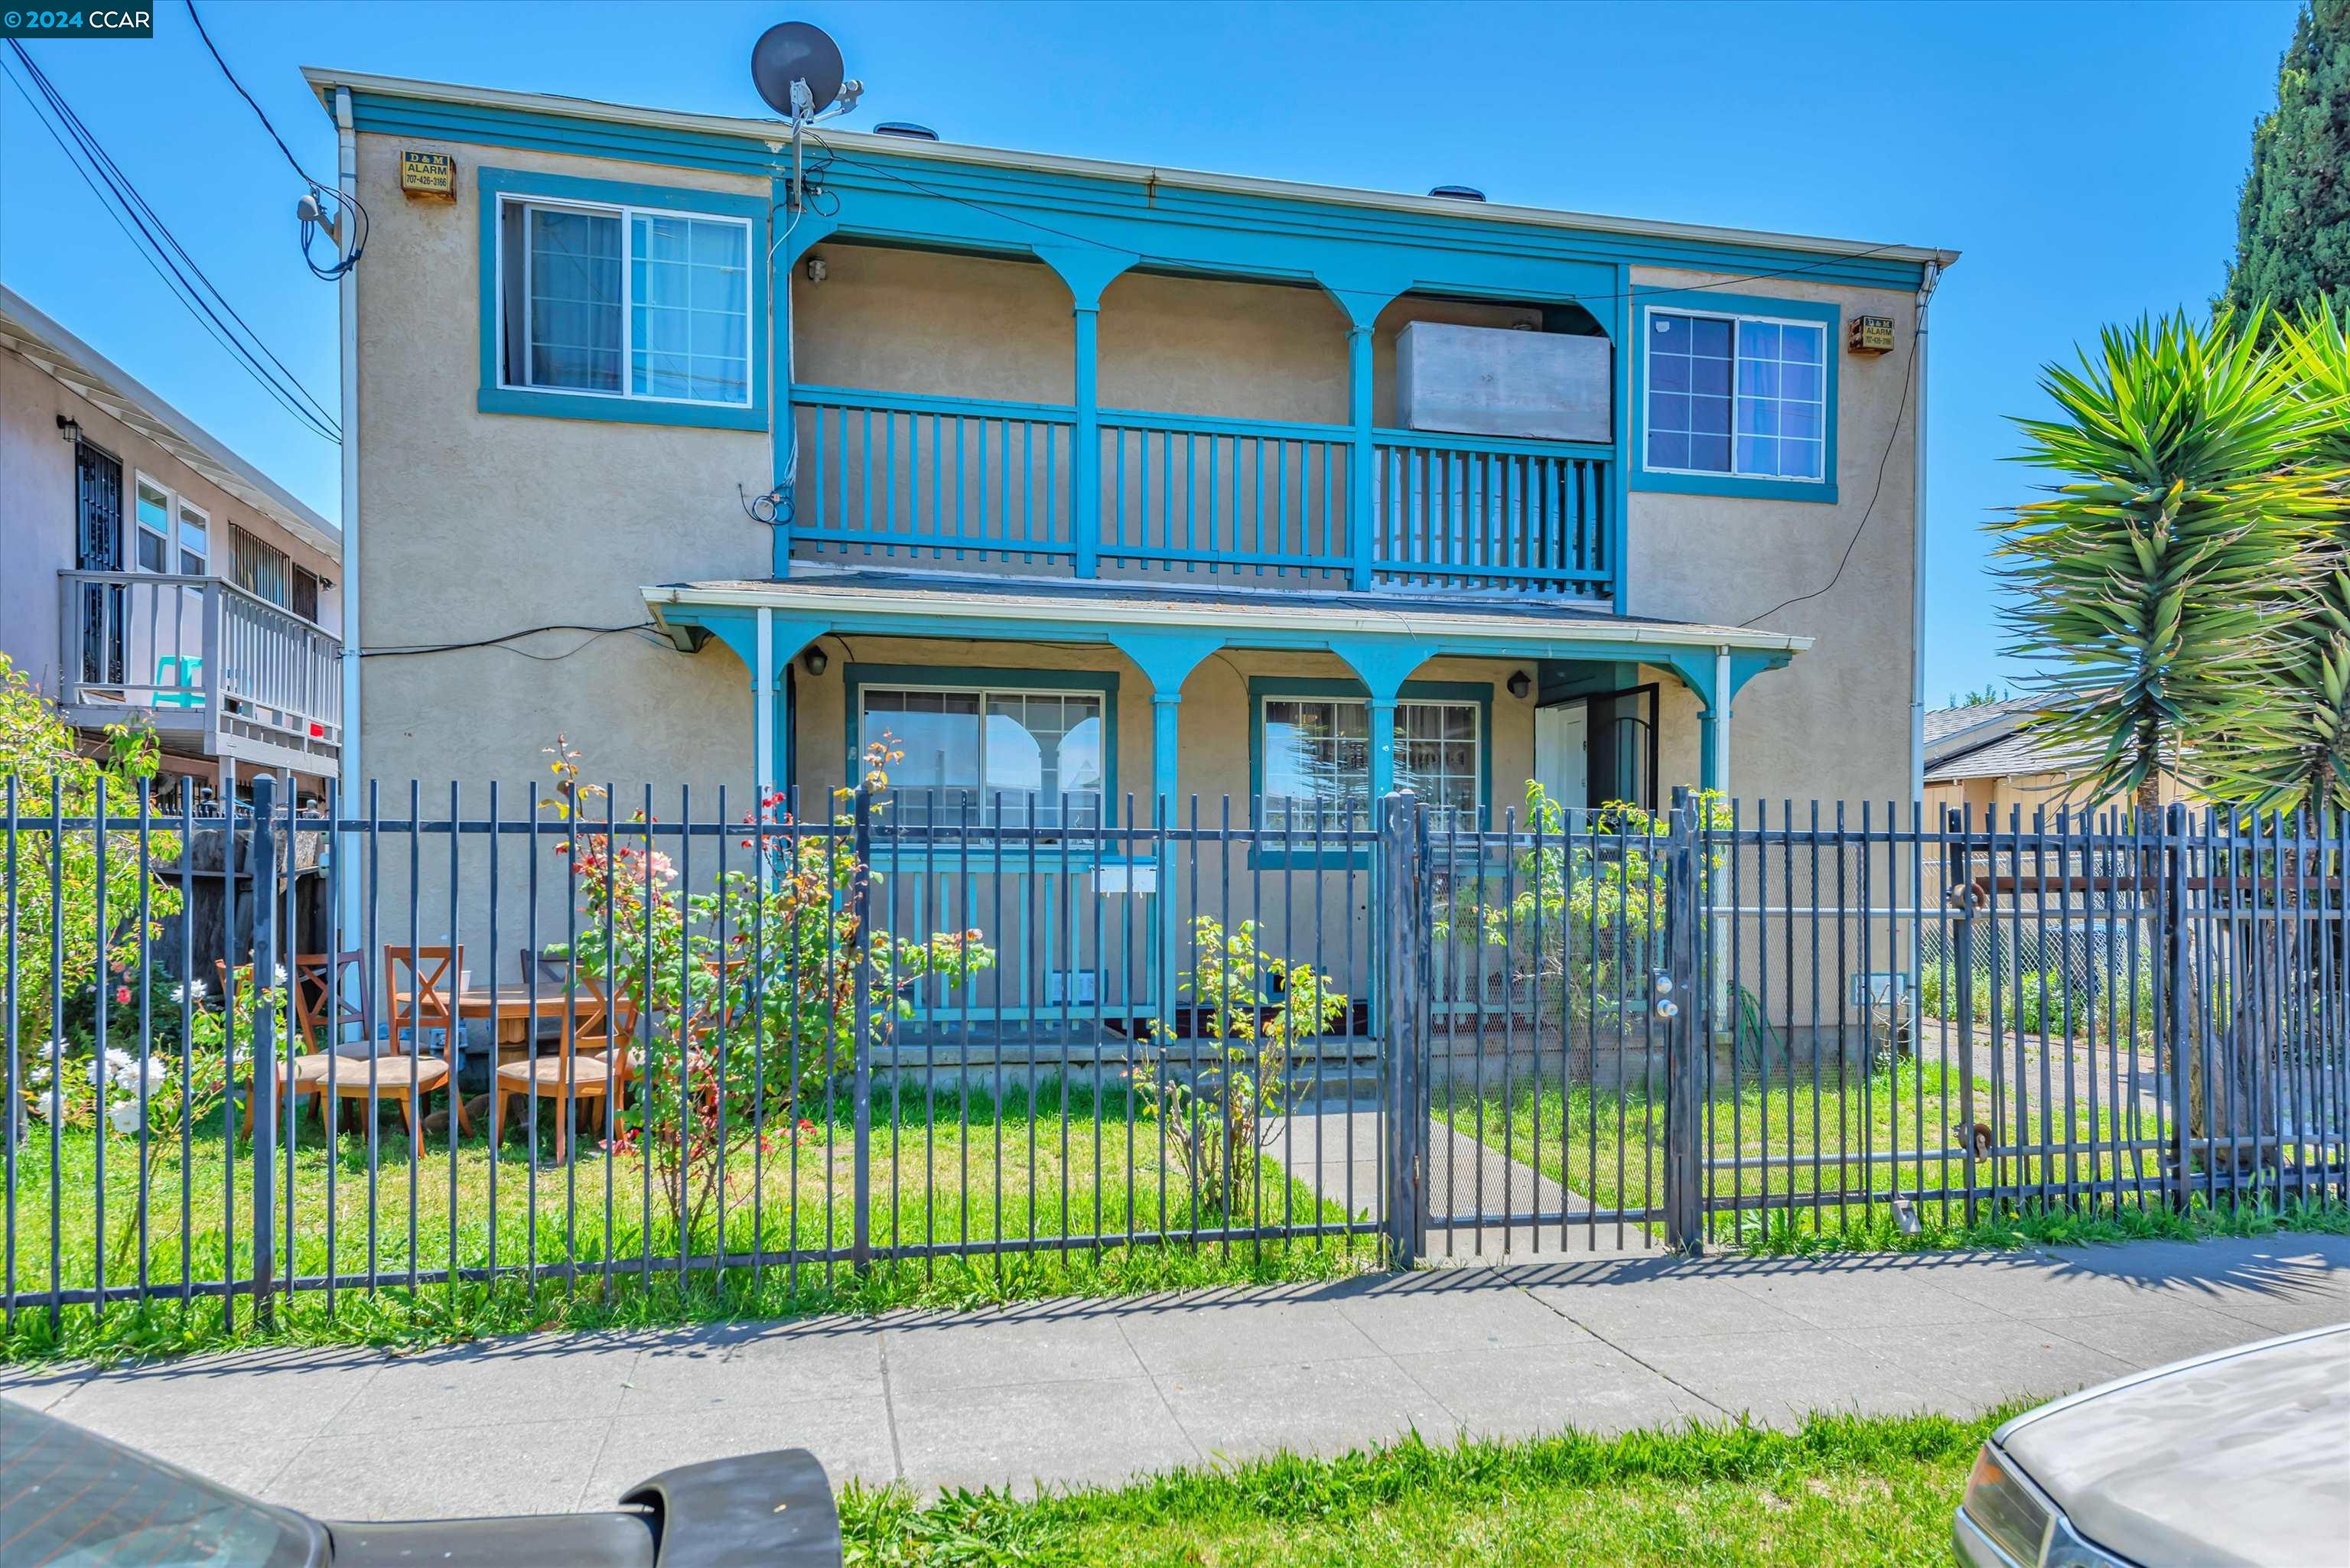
2000 1324 2350 1568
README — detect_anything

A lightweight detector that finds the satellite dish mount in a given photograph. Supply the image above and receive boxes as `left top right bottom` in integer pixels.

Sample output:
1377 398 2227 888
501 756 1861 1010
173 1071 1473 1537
751 21 864 212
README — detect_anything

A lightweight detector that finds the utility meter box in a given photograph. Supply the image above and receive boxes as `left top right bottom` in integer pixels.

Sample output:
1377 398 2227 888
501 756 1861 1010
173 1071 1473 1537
1395 322 1612 444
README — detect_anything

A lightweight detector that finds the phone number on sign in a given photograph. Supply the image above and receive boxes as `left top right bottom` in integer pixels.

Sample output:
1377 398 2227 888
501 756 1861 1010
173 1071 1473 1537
2 9 156 37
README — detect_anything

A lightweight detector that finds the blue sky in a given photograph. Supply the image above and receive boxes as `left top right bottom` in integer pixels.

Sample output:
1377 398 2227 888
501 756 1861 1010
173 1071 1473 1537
0 0 2294 701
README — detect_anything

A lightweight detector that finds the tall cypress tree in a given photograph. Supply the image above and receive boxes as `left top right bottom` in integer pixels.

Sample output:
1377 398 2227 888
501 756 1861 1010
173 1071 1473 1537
2223 0 2349 326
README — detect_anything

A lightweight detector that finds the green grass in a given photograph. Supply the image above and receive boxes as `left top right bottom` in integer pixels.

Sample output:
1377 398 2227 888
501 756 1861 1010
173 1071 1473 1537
838 1407 2013 1566
2 1081 1375 1365
1437 1059 2173 1246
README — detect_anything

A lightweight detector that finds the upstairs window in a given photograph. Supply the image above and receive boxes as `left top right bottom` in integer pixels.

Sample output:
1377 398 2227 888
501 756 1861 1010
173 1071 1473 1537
134 479 170 571
1645 310 1827 483
229 524 290 606
174 503 210 575
496 196 751 408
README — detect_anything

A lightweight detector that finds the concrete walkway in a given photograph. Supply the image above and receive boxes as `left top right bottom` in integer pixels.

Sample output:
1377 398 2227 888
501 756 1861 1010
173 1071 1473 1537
5 1235 2344 1520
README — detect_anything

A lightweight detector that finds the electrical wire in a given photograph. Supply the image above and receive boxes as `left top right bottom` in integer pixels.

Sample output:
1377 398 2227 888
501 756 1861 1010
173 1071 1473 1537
2 43 340 443
359 623 669 661
184 0 367 282
1737 318 1920 628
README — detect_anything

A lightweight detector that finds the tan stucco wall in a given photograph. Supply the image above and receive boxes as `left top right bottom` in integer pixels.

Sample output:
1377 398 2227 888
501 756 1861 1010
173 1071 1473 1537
1922 768 2202 826
1624 265 1922 814
0 346 340 699
348 134 773 805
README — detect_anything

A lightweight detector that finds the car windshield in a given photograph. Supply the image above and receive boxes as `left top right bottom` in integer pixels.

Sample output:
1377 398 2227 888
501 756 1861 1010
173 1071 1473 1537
1 1400 322 1568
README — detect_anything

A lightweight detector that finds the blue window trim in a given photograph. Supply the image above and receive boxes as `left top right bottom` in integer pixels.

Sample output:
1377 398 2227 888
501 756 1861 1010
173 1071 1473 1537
842 663 1121 854
1629 288 1840 505
1248 675 1496 867
476 165 769 431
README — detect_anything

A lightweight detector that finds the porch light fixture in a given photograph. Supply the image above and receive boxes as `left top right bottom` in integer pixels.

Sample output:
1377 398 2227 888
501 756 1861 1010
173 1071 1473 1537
802 646 828 676
1506 670 1531 699
55 414 80 444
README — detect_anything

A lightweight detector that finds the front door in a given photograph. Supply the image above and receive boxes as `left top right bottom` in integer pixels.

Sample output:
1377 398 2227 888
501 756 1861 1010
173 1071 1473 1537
1532 702 1588 818
74 441 125 685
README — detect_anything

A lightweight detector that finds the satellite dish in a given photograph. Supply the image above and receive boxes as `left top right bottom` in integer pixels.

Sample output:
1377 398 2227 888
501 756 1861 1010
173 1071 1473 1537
752 22 845 119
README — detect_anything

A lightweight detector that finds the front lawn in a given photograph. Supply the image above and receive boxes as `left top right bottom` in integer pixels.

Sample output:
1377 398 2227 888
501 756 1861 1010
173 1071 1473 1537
1436 1058 2164 1247
2 1080 1373 1363
840 1408 2003 1566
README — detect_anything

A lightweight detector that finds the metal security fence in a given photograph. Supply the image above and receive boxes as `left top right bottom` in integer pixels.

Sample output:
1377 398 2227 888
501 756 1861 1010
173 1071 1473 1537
3 777 2345 1326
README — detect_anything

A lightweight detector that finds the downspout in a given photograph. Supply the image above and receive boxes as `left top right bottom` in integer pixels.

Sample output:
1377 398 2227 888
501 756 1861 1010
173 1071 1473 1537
334 86 361 934
1908 259 1941 806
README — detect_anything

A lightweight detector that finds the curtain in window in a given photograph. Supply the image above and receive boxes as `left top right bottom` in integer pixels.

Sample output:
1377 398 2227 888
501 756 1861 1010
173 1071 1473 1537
527 207 622 392
630 214 748 403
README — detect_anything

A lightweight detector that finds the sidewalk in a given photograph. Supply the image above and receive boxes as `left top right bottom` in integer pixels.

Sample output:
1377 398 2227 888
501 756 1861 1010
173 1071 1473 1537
5 1235 2344 1520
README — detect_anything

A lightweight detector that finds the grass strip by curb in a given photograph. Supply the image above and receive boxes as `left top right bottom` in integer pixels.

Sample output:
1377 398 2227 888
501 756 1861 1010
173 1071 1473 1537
838 1406 2023 1567
1733 1193 2349 1257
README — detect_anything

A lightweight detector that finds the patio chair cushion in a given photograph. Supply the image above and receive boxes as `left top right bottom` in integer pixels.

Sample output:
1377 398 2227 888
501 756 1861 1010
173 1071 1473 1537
496 1055 614 1091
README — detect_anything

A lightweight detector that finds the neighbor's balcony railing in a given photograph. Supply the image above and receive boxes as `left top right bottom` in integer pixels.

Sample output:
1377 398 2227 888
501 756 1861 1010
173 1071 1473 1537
57 571 341 766
790 385 1615 599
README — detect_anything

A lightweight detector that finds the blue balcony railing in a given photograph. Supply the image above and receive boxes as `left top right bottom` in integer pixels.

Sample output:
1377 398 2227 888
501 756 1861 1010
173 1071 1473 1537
789 385 1613 599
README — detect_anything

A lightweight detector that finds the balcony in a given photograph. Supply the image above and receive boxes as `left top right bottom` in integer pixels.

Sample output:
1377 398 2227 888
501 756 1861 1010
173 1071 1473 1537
57 571 341 775
789 387 1616 600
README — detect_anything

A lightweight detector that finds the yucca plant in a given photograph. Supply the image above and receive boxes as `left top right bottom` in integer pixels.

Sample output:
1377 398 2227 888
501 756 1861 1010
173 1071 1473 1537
1990 308 2336 815
2195 303 2350 815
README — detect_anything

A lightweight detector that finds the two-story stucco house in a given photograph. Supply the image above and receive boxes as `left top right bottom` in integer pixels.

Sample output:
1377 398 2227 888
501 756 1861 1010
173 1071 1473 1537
1 285 344 808
304 67 1952 1038
312 69 1951 818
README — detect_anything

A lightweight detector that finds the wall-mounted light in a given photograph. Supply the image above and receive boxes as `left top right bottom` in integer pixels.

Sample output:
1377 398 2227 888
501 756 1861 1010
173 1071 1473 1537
54 414 81 444
1506 670 1531 699
802 646 828 677
805 255 828 284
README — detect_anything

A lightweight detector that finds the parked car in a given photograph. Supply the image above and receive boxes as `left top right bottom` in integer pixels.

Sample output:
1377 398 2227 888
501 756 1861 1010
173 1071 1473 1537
1955 1323 2349 1568
0 1397 840 1566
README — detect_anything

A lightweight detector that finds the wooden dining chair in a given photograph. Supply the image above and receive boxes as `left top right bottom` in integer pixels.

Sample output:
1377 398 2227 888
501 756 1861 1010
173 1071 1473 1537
490 984 640 1160
218 959 327 1140
381 944 471 1142
285 951 455 1147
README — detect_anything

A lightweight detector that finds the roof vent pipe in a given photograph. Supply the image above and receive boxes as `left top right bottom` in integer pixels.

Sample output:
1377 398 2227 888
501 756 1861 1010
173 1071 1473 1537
874 122 939 140
1427 184 1486 201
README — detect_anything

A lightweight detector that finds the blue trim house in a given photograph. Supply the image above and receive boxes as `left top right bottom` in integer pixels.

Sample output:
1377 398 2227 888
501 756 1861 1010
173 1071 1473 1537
310 67 1951 1029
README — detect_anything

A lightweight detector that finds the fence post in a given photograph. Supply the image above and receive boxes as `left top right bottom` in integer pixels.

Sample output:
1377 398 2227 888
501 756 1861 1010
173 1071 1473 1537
1663 787 1704 1254
1380 790 1421 1270
2163 801 2190 1212
246 773 279 1329
1947 806 1979 1225
850 782 875 1273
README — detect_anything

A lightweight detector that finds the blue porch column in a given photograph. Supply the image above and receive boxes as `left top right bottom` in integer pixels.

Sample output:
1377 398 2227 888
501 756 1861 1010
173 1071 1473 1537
1347 324 1375 591
1072 304 1102 578
1107 631 1219 1033
1039 248 1136 582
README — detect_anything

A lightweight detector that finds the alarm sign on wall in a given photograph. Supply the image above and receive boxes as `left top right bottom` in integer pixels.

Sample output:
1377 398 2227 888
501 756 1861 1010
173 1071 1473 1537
401 151 456 200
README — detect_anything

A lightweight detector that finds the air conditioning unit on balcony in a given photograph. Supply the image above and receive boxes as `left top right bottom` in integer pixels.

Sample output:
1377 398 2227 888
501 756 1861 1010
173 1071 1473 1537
1395 321 1611 444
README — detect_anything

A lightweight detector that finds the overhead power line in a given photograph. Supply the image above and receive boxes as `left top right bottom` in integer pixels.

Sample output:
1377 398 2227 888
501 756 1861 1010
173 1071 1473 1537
2 40 340 442
184 0 367 282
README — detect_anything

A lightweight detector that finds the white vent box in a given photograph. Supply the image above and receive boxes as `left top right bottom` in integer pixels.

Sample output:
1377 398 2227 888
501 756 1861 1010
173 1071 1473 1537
1395 322 1612 444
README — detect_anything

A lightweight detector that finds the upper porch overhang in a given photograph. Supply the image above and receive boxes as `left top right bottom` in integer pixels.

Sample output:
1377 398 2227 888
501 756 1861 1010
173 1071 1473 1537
643 566 1807 720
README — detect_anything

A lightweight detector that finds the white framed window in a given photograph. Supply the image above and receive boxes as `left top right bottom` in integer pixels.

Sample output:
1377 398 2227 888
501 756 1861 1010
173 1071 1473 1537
1644 308 1827 482
494 194 752 408
858 685 1106 829
133 477 171 572
174 502 210 576
1261 696 1482 831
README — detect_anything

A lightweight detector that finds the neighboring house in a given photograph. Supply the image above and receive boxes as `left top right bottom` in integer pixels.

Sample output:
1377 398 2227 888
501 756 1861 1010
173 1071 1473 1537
0 285 343 807
1922 697 2199 823
309 67 1953 837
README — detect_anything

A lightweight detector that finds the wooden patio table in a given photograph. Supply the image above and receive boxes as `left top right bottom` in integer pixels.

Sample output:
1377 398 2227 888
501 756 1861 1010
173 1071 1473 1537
390 982 587 1067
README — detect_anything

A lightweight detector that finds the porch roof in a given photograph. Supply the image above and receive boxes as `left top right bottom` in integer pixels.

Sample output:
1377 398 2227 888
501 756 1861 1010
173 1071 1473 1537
646 567 1805 729
649 568 1804 656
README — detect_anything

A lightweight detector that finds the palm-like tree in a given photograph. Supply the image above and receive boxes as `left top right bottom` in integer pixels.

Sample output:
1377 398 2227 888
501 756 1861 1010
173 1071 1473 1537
1990 309 2336 815
2195 304 2350 814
